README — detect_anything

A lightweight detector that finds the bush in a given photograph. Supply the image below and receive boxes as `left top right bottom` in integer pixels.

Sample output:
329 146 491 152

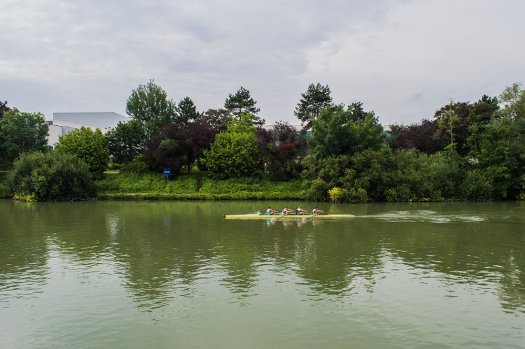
348 187 368 202
460 169 494 201
120 155 149 174
328 187 343 202
8 151 96 201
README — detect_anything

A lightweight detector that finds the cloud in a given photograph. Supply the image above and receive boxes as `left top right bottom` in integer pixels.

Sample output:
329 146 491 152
1 0 524 124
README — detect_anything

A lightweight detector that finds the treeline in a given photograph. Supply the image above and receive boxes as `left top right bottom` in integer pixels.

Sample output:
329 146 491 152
0 81 524 201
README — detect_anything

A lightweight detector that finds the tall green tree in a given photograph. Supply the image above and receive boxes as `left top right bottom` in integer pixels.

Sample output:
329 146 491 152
224 86 264 126
202 114 263 178
126 80 177 138
176 96 200 123
55 127 109 179
105 119 145 164
294 83 332 130
470 84 525 199
309 103 385 158
0 108 49 169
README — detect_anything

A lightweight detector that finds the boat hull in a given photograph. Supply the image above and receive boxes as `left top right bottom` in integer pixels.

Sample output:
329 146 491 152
224 214 354 220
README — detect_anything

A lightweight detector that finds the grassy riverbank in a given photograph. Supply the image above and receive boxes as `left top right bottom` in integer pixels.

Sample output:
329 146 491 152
96 171 306 200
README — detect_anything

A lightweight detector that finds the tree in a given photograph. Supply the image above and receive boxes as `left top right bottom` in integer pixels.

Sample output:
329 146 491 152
144 121 215 175
224 86 264 126
389 119 442 154
0 108 49 169
294 83 332 130
309 103 385 158
0 100 10 119
200 108 232 132
470 85 525 199
8 151 96 201
55 127 109 179
258 122 307 180
176 96 200 123
202 114 263 178
105 119 145 164
126 80 177 138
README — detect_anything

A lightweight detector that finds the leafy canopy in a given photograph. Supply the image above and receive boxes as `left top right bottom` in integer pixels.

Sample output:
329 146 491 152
294 83 332 130
224 86 264 126
55 127 109 179
126 80 177 138
8 151 96 201
144 121 215 175
309 102 385 158
176 96 201 123
202 114 263 178
105 119 145 164
0 108 49 169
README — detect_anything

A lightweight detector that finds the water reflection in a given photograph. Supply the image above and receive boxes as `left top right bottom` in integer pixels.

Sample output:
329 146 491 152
0 200 523 314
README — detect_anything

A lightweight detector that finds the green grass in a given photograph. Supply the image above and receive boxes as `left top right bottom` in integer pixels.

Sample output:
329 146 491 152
96 171 306 200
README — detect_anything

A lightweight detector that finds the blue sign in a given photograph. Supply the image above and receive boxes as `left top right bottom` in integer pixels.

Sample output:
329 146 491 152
163 167 171 178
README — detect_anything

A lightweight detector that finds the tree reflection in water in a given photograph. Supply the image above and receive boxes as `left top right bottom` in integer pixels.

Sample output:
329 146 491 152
0 201 523 314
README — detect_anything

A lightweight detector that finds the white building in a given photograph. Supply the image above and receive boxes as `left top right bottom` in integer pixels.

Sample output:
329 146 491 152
47 112 128 147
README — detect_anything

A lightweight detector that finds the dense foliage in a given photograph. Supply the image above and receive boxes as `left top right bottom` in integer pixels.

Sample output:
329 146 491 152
309 103 385 158
294 83 332 130
224 87 264 126
0 108 49 169
202 114 263 178
126 80 177 138
106 119 145 163
257 122 307 180
144 121 215 176
4 81 523 202
7 151 95 201
176 96 200 123
55 127 109 179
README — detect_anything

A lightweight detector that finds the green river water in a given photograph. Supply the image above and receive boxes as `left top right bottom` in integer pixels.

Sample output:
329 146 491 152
0 200 524 348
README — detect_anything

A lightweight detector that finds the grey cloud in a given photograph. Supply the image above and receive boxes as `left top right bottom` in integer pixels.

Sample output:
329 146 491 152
1 0 524 124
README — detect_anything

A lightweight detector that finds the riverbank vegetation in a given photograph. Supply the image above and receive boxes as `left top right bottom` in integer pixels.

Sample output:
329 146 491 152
1 82 523 202
97 171 305 200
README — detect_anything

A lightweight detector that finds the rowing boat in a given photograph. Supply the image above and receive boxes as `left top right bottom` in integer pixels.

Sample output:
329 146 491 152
224 214 355 220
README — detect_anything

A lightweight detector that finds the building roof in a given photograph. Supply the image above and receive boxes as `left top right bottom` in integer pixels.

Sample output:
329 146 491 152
53 112 129 129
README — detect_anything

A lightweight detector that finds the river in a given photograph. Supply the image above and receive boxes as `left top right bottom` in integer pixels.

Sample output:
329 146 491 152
0 200 523 348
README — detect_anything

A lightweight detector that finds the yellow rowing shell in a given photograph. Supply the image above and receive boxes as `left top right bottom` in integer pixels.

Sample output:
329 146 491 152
224 214 355 220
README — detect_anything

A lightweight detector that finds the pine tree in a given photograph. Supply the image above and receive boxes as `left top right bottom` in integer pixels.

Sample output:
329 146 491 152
294 83 332 130
224 87 264 126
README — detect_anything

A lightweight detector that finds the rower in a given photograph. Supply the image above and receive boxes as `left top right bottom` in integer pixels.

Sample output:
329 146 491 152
266 206 276 215
295 206 307 215
282 207 293 215
312 207 325 215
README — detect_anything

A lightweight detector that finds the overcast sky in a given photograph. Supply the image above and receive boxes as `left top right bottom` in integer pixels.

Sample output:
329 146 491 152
1 0 524 124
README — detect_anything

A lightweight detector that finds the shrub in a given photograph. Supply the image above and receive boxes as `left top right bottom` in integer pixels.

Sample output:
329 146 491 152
120 155 149 174
460 169 494 201
328 187 343 202
8 151 96 201
305 178 329 201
